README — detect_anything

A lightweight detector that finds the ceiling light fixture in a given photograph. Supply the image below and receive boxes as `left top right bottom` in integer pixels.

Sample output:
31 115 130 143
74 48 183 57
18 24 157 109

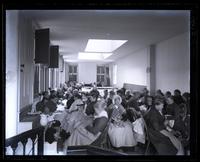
78 52 112 60
85 39 128 53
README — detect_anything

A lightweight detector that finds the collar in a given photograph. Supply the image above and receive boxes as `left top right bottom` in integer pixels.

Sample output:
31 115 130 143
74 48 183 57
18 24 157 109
94 110 108 119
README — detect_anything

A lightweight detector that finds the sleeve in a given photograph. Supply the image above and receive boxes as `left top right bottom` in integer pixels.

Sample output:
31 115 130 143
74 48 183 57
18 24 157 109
85 117 108 135
69 101 77 112
174 104 180 119
85 103 95 116
149 114 166 131
36 102 43 112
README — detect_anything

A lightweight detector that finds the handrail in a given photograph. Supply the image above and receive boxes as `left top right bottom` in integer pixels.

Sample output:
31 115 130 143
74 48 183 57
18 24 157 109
5 126 44 155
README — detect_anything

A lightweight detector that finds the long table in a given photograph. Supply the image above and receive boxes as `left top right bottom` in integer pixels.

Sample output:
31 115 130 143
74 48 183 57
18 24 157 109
81 86 117 97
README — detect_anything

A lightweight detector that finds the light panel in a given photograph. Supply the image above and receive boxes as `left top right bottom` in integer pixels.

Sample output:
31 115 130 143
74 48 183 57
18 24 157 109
78 52 112 60
85 39 128 52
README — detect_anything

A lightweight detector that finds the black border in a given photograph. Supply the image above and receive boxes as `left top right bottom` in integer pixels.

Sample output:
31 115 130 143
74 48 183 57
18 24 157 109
1 0 199 161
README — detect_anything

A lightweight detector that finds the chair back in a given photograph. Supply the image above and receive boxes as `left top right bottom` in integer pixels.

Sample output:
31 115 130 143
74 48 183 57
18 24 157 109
91 117 112 149
141 115 151 155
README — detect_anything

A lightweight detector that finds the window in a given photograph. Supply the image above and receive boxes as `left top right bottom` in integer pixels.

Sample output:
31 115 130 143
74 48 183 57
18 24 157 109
40 66 45 92
50 69 54 88
44 67 49 90
69 65 78 82
97 65 110 86
33 65 39 98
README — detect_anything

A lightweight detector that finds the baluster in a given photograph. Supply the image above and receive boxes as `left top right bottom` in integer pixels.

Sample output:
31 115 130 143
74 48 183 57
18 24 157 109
21 138 28 155
11 143 18 155
6 127 45 156
37 128 44 155
30 135 37 155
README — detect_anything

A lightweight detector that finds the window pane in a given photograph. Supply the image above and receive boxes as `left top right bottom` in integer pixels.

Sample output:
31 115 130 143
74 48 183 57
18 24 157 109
69 75 73 81
69 74 77 82
51 69 54 88
74 75 77 81
101 67 105 74
106 67 109 75
69 66 72 73
97 66 100 74
101 75 104 82
74 66 77 73
34 66 39 98
97 75 100 82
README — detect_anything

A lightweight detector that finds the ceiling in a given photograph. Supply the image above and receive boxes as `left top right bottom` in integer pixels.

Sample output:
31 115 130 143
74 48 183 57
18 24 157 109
21 10 190 62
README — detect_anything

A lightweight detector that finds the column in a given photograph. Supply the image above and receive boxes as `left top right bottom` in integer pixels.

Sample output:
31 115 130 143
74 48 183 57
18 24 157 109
147 44 156 95
6 10 19 138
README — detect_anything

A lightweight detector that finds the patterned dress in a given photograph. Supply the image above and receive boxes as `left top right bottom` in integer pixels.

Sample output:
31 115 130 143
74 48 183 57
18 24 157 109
108 104 137 148
64 110 108 146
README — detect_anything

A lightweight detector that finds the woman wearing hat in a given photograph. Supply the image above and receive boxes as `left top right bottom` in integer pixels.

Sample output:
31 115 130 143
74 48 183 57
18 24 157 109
144 97 184 155
63 100 108 147
107 95 137 148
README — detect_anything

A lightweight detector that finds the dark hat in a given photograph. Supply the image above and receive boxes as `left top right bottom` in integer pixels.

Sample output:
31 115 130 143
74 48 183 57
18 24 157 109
90 90 99 98
154 96 165 104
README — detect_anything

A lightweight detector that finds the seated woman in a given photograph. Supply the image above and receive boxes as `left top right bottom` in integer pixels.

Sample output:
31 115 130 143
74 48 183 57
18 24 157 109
64 100 108 147
182 92 190 115
144 97 184 155
107 95 137 148
172 103 190 153
58 102 90 134
165 96 179 120
35 91 49 112
85 90 99 116
107 90 115 107
126 107 146 144
68 94 83 113
39 105 64 144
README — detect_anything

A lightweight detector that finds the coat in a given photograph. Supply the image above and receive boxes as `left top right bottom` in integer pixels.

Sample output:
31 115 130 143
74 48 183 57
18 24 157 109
144 107 178 155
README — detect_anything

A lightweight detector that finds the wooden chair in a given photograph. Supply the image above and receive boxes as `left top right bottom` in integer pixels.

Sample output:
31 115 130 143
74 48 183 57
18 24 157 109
141 116 151 155
90 118 112 149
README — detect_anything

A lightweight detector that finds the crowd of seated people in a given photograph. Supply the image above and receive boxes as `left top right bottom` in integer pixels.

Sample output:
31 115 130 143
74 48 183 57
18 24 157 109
32 82 190 155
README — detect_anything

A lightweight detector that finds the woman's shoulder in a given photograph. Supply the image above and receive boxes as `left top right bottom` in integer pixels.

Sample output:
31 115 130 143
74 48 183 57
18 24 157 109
94 116 108 125
119 104 125 112
95 110 108 119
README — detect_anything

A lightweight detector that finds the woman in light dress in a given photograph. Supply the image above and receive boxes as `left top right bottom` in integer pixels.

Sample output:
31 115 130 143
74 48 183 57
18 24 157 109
64 100 108 146
107 95 137 148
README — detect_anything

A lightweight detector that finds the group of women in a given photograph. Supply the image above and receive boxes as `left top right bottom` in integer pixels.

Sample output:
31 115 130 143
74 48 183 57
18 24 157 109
35 84 190 155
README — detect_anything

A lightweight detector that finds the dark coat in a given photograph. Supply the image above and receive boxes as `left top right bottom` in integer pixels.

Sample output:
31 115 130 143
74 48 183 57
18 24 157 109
66 97 75 109
144 107 177 155
36 101 45 112
165 103 180 120
107 98 112 107
174 95 185 105
85 117 108 135
85 101 96 116
46 100 57 112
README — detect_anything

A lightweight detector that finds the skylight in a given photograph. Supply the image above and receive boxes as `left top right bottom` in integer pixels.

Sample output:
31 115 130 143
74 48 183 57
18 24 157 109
85 39 128 53
78 52 112 60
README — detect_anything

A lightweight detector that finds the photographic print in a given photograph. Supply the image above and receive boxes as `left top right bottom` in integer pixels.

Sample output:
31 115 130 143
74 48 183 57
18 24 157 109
2 1 199 161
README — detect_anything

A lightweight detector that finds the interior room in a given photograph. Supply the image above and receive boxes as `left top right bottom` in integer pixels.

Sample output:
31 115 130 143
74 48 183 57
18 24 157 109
5 10 190 156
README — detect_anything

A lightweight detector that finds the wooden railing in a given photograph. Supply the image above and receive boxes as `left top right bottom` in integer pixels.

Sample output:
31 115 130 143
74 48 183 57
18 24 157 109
5 126 44 155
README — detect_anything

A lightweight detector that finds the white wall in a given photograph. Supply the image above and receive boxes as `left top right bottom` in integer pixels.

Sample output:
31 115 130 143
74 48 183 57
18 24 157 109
155 32 190 93
18 12 35 108
6 10 19 138
78 62 97 84
115 48 148 88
